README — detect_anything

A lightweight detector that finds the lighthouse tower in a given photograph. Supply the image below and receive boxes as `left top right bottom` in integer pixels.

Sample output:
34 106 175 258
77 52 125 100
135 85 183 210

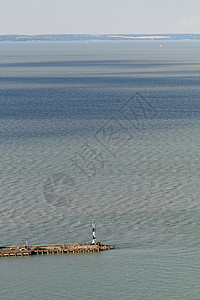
92 220 96 244
25 239 29 250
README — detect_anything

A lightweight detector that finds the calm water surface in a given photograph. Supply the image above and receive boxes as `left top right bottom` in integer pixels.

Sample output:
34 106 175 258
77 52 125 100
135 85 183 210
0 41 200 299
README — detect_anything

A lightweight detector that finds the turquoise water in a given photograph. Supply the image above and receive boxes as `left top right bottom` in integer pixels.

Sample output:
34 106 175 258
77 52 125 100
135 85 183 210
0 41 200 299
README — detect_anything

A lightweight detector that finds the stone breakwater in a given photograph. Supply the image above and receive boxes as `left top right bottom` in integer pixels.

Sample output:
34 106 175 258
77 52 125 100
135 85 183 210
0 243 114 257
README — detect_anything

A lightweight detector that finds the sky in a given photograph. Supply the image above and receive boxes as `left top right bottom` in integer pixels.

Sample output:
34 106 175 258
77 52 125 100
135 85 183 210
0 0 200 34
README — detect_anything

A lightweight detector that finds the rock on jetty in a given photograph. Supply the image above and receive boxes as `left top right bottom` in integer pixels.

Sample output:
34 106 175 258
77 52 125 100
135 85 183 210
0 243 114 257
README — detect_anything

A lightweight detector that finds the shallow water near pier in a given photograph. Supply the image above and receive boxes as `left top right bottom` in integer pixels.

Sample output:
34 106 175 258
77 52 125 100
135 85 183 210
0 40 200 299
1 248 200 300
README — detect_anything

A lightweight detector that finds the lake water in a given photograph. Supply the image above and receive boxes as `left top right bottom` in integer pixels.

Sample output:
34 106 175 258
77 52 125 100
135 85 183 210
0 40 200 299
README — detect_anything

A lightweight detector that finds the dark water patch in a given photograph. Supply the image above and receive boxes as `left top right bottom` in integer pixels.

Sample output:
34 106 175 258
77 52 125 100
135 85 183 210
1 60 200 68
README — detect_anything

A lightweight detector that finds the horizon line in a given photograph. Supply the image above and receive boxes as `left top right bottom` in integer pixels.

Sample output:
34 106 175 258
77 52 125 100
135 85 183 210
0 33 199 35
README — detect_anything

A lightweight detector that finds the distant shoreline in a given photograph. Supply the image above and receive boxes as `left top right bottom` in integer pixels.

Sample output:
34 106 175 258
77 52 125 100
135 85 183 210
109 35 171 39
0 33 200 42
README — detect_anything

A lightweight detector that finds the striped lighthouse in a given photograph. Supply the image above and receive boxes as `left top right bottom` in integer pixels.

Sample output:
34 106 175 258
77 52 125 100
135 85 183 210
92 220 96 244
